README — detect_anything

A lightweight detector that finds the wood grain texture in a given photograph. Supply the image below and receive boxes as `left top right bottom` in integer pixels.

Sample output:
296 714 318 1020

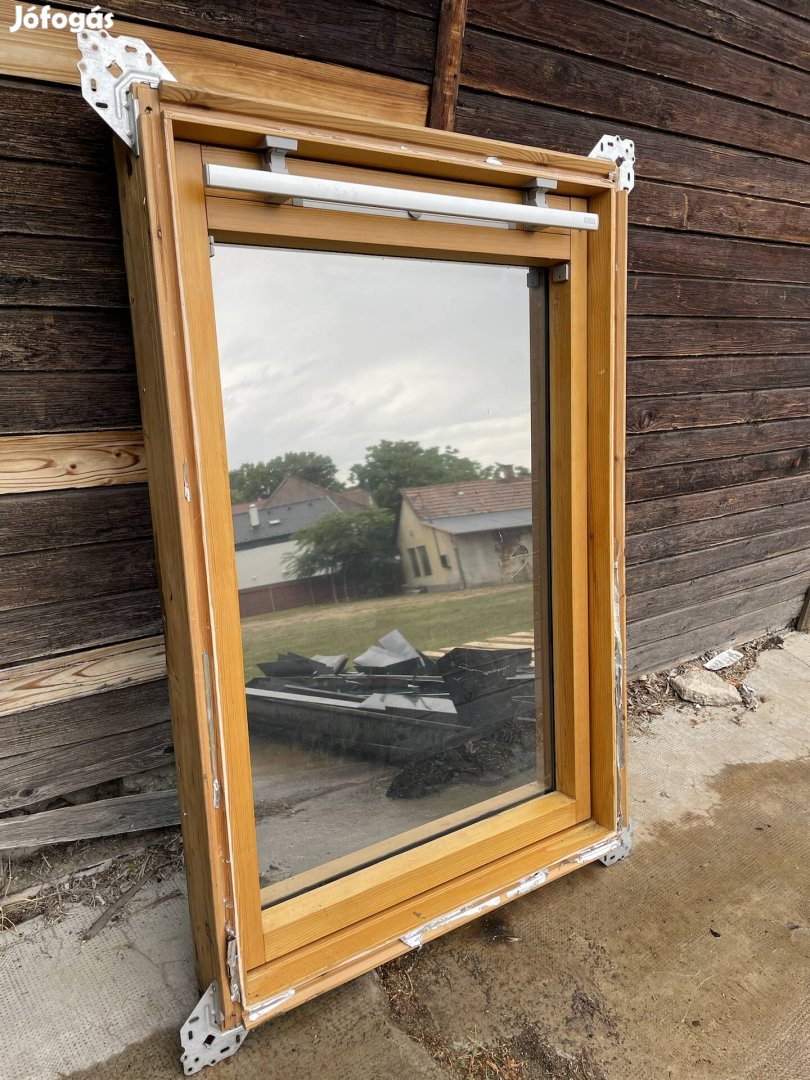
627 418 810 470
628 388 810 433
603 0 810 72
467 0 810 116
460 28 810 161
628 495 810 564
0 538 157 611
628 551 810 628
428 0 468 129
0 309 135 372
0 0 431 119
627 445 810 503
115 96 239 1014
0 374 141 434
0 485 153 555
627 474 810 535
627 279 810 318
0 159 119 239
0 637 165 719
0 716 173 812
628 356 810 395
0 431 147 494
0 77 111 165
628 318 810 357
627 596 803 675
0 677 168 762
628 524 810 595
0 589 163 666
0 789 179 849
0 236 128 307
455 90 810 205
629 228 810 283
631 180 810 245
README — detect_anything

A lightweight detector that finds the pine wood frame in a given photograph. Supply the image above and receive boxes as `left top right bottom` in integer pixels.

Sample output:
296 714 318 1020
115 80 628 1033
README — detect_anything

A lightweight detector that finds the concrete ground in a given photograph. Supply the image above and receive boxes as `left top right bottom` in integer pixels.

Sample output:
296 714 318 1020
2 633 809 1080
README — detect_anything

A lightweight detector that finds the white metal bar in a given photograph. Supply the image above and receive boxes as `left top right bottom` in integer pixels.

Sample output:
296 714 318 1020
204 164 600 232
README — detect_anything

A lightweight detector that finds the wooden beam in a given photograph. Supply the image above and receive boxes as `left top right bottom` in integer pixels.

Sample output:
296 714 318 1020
428 0 469 130
797 586 810 632
0 790 179 849
0 0 428 125
0 636 165 718
0 431 146 494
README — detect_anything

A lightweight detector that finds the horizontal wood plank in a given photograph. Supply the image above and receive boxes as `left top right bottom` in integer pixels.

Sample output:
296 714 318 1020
628 318 810 358
628 445 810 503
0 486 153 555
466 0 810 116
629 551 810 627
455 90 810 205
0 790 179 849
0 236 128 307
632 180 810 245
0 589 163 665
629 228 810 284
628 355 810 396
628 388 810 434
628 418 810 470
0 718 173 812
0 0 431 115
0 374 141 433
0 637 165 719
628 596 802 675
0 678 169 760
0 537 157 612
628 524 810 595
0 309 135 373
461 28 810 161
0 77 111 165
0 431 146 493
0 159 120 240
627 474 810 534
628 278 810 319
604 0 810 73
628 496 810 564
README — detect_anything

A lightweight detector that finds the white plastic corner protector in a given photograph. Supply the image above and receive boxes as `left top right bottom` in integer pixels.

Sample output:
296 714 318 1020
589 135 635 192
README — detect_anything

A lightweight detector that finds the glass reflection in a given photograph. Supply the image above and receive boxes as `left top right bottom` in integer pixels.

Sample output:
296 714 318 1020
211 247 550 903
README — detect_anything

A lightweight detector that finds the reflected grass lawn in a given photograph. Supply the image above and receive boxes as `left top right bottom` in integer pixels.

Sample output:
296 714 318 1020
240 583 533 678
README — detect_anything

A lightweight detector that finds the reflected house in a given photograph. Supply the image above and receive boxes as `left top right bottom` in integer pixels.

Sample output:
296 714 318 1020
398 476 533 591
234 475 374 616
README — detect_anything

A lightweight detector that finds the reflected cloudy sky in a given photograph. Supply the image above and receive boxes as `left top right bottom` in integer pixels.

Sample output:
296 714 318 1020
211 246 532 481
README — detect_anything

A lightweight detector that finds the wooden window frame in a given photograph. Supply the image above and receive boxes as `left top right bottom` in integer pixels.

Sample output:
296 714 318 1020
115 80 628 1034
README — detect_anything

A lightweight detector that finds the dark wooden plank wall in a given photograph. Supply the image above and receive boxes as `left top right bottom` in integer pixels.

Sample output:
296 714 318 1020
456 0 810 673
0 0 441 828
1 0 808 836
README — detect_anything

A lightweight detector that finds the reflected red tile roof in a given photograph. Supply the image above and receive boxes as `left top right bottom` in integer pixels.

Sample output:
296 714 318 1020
402 477 532 521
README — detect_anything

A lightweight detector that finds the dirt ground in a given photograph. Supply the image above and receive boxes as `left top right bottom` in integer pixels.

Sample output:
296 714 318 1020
4 634 809 1080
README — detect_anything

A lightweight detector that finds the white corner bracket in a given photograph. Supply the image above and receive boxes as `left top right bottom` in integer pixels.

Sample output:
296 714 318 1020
180 983 248 1075
599 823 634 867
589 135 635 193
76 28 175 153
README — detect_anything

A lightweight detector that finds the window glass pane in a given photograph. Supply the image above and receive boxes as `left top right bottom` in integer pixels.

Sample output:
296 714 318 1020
211 246 551 906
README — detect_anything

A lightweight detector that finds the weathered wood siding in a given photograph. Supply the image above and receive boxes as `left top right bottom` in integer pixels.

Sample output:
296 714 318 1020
0 0 440 824
0 0 808 834
455 0 810 673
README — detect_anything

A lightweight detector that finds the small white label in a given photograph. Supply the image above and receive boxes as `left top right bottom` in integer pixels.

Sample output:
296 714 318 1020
704 648 744 671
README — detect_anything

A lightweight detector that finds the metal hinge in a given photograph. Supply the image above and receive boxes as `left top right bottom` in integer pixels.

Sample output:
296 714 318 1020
589 135 636 193
180 983 247 1075
76 28 175 153
208 236 215 258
